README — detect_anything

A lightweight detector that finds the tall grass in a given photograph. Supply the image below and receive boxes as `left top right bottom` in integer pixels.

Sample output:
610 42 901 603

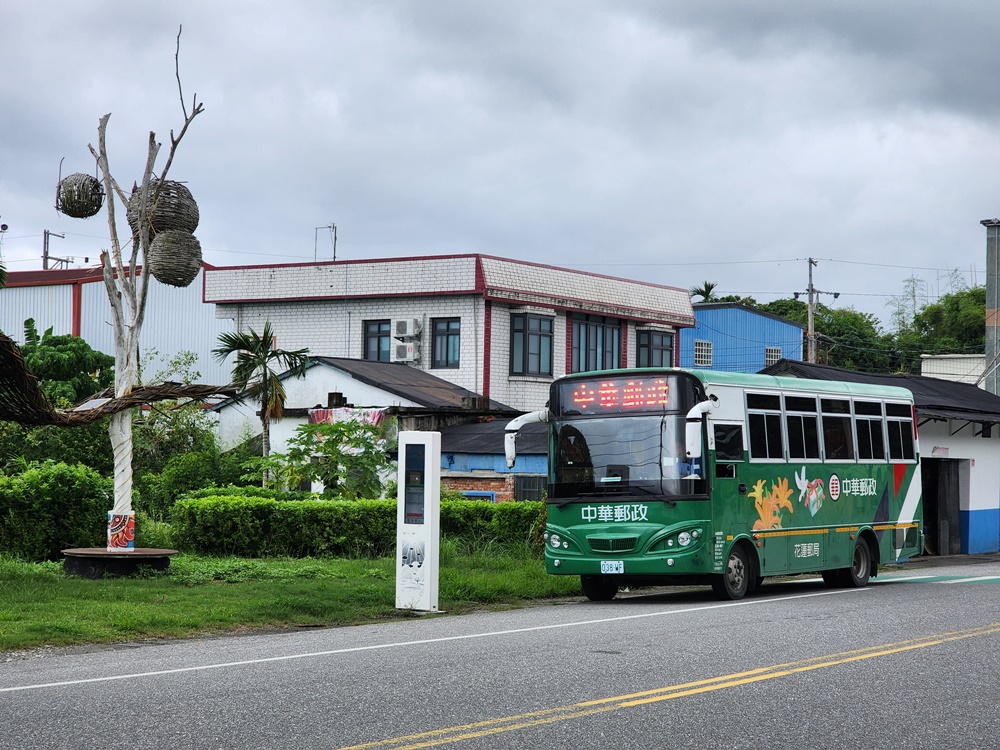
0 548 580 654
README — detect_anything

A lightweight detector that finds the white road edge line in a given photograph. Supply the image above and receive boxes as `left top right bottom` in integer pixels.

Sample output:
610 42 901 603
0 588 861 694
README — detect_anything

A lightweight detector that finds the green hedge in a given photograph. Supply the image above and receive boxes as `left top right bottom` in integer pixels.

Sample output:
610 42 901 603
0 462 110 561
171 495 546 558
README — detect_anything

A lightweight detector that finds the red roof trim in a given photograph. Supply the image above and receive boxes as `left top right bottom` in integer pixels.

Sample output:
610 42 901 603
5 266 108 287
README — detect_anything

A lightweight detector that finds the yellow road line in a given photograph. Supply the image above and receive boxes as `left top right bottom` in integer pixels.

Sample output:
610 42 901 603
334 622 1000 750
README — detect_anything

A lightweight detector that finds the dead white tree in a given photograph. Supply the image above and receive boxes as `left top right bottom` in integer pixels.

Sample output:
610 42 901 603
87 28 204 543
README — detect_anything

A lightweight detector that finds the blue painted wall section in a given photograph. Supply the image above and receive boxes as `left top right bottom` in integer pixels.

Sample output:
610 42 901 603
679 303 805 373
960 508 1000 554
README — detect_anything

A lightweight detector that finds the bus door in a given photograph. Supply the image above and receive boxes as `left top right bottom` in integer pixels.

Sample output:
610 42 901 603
710 422 786 571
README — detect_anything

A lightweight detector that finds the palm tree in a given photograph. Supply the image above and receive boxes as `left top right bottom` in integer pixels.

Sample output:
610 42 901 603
213 321 309 461
690 281 719 303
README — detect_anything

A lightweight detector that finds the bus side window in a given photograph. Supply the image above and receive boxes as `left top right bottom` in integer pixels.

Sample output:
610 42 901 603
714 423 745 461
747 393 783 460
785 395 820 460
886 402 916 461
821 398 854 460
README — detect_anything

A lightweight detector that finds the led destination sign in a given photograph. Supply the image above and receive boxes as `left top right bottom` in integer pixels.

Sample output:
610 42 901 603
556 375 673 415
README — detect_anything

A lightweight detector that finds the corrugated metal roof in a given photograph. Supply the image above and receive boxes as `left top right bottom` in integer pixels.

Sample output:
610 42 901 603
760 359 1000 424
309 357 515 411
440 419 547 455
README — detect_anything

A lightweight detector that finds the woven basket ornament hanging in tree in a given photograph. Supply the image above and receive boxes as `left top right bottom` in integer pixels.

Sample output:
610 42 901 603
146 229 202 287
55 173 105 219
127 179 200 237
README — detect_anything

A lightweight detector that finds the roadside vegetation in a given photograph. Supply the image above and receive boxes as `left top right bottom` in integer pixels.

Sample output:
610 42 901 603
0 541 580 655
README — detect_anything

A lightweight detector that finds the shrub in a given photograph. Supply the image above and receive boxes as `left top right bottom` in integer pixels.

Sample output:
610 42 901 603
171 496 397 557
179 485 314 502
134 511 174 549
170 494 545 559
136 448 254 521
0 462 110 561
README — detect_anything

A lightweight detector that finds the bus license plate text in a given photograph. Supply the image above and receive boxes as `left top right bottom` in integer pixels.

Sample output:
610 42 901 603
601 561 624 574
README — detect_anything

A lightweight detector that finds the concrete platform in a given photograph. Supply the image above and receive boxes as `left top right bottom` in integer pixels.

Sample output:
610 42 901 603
62 548 179 578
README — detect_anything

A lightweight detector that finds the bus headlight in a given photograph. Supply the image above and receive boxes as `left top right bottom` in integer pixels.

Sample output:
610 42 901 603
678 531 692 547
549 534 562 548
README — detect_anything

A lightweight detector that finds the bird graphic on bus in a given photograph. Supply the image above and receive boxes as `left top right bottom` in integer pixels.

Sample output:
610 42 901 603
794 466 826 516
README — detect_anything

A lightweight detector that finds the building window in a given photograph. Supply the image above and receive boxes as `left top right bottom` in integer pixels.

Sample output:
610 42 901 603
637 330 674 368
510 313 553 376
765 346 783 367
571 314 621 373
693 340 713 368
431 318 461 369
364 319 391 362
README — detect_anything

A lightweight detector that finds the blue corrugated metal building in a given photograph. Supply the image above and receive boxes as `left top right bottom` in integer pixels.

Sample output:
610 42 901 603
678 303 805 373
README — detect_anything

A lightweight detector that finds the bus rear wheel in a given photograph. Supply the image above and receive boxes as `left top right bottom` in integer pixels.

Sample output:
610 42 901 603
821 569 844 587
843 538 872 588
712 545 751 600
581 575 619 601
822 539 872 588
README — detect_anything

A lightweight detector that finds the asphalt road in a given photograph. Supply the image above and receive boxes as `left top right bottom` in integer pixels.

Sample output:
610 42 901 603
2 557 1000 750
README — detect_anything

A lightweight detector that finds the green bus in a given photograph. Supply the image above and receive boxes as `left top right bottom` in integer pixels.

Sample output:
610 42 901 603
504 368 923 601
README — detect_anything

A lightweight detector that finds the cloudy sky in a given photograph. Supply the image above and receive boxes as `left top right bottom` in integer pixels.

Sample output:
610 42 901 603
2 1 998 329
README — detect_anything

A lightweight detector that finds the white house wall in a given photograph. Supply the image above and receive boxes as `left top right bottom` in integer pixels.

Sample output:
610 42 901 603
920 354 985 387
487 305 563 412
216 363 423 450
215 294 487 395
919 419 1000 554
205 255 696 414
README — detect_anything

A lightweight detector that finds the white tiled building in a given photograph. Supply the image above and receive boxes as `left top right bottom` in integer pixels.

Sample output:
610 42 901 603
204 254 695 412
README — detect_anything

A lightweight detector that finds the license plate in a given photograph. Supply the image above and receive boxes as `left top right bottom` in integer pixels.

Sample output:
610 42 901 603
601 560 624 574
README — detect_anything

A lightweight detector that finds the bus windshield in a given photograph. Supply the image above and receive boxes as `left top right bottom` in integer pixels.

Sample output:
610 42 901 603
549 414 700 501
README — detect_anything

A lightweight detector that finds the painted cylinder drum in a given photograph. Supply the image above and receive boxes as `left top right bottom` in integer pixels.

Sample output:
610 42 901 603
107 512 136 551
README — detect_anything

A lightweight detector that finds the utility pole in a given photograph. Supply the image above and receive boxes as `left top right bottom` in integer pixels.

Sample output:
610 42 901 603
42 229 65 270
801 257 839 364
807 258 817 364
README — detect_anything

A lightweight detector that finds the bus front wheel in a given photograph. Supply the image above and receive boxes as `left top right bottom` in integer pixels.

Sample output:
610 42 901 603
581 575 619 601
712 545 751 600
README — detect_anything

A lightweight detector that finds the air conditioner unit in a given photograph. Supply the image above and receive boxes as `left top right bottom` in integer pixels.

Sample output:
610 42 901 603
393 318 422 338
391 341 421 363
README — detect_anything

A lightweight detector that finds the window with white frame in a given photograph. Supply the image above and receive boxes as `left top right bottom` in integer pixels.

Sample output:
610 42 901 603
693 340 713 368
765 346 783 367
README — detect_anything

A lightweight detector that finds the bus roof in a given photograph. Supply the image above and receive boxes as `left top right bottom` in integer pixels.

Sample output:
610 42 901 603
556 368 915 402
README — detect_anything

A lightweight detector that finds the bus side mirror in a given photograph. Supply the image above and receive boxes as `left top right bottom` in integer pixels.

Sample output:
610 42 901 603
684 398 714 480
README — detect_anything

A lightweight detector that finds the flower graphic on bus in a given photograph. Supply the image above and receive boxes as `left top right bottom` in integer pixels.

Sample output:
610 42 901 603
794 466 825 517
749 477 795 530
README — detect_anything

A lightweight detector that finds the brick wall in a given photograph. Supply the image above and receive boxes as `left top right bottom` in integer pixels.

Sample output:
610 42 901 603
442 475 516 502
